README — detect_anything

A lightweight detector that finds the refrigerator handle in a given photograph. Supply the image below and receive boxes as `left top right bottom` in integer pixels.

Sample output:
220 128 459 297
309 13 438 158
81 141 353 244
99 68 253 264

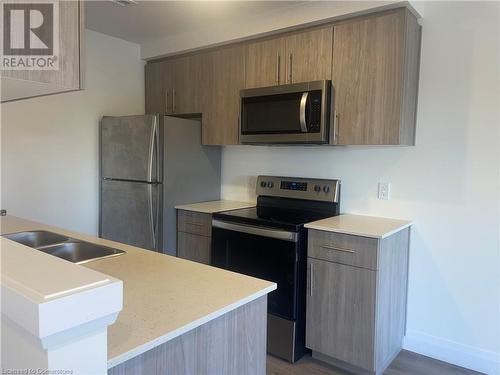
155 116 161 182
148 184 157 250
147 116 157 183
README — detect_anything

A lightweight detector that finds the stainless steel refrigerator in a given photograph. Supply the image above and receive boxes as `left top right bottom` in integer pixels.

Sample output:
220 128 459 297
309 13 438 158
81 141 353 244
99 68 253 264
99 115 221 255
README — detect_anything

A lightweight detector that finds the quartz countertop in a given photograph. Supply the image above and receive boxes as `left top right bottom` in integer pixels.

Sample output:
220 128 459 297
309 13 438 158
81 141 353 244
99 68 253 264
1 215 276 368
175 200 255 214
304 214 412 239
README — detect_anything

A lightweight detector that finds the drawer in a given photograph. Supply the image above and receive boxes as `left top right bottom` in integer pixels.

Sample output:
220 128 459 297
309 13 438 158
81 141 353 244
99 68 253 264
177 232 211 265
177 210 212 236
308 229 379 270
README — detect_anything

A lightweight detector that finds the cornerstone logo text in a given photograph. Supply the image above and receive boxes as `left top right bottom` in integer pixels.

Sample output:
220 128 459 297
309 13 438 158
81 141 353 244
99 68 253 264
0 0 59 70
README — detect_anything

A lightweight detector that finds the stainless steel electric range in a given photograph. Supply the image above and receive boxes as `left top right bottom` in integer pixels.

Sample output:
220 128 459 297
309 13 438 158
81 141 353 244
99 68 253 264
211 175 341 363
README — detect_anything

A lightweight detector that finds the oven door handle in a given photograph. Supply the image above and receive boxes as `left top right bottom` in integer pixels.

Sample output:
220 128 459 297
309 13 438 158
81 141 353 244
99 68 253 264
299 92 309 132
212 220 299 242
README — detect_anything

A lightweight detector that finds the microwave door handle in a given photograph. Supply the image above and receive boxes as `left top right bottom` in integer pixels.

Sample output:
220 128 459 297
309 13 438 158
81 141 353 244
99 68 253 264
299 92 309 132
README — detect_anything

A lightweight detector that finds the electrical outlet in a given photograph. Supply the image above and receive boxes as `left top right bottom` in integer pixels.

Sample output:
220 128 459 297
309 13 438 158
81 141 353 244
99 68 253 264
378 182 391 200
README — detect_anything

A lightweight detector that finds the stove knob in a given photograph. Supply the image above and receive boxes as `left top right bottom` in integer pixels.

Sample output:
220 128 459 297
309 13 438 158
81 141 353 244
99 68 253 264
267 181 274 188
260 181 267 188
314 185 321 193
323 185 330 193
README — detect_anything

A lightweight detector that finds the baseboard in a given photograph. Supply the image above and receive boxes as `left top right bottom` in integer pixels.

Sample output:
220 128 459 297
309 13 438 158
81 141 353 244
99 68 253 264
403 331 500 375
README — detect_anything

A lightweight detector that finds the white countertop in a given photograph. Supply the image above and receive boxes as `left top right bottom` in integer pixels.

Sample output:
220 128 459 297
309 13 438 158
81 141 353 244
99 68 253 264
175 200 255 214
0 229 122 345
305 214 412 239
1 216 276 368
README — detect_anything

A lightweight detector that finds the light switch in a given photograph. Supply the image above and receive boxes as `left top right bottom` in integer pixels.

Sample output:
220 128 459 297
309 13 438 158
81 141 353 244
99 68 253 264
378 182 391 200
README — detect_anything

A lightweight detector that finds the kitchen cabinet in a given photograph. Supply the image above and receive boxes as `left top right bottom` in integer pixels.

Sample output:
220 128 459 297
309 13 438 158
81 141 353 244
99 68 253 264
244 26 333 88
145 55 206 115
245 36 286 88
331 8 421 145
284 27 333 84
144 5 420 146
306 228 410 375
145 60 168 114
202 45 245 145
177 232 211 265
168 55 206 115
1 0 85 102
307 258 376 370
176 209 212 264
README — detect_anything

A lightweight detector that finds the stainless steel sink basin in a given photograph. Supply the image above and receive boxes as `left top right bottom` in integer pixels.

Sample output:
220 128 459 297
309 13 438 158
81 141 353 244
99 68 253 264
39 241 125 264
3 230 125 264
3 230 70 248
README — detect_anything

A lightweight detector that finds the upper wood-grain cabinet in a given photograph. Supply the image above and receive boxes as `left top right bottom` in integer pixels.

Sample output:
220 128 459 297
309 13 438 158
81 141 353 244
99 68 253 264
202 45 245 145
1 0 84 102
245 26 333 88
285 27 333 84
144 6 421 146
145 60 168 114
245 36 286 88
168 55 206 115
331 8 421 145
145 55 206 115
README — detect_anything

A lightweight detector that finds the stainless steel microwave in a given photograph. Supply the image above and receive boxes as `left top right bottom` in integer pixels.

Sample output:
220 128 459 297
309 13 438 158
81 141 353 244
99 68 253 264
239 80 332 144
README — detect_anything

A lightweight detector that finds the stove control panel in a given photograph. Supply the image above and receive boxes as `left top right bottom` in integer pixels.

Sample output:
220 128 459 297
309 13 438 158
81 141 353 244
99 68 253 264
256 176 340 203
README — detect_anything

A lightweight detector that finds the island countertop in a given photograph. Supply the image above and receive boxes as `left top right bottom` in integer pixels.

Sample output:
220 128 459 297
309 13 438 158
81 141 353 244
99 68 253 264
0 215 276 369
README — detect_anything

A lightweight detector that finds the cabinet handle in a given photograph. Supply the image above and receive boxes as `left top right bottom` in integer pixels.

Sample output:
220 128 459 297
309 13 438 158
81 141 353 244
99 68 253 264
186 222 205 227
333 112 339 144
321 244 355 254
288 53 293 83
172 87 176 113
308 262 313 296
165 89 169 113
275 53 280 84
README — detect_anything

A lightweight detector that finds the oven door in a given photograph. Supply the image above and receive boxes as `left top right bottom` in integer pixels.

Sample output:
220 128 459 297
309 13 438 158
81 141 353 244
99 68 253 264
239 80 331 144
211 220 300 320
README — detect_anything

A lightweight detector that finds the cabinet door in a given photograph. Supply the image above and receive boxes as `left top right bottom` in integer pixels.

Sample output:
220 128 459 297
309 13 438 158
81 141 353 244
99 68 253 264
177 232 211 265
171 54 206 115
245 36 286 88
202 45 245 145
332 10 407 145
285 27 333 84
145 61 166 114
306 258 376 371
1 0 84 101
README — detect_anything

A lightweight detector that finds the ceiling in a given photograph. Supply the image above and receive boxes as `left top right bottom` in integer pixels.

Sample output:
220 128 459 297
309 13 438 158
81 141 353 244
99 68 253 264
85 1 307 45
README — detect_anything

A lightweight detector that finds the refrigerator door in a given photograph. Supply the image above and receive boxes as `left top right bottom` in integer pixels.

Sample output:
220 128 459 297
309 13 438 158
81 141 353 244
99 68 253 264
162 116 221 255
100 179 162 251
101 115 162 182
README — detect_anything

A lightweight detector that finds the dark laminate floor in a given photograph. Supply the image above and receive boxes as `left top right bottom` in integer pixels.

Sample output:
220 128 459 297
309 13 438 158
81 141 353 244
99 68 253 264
267 350 484 375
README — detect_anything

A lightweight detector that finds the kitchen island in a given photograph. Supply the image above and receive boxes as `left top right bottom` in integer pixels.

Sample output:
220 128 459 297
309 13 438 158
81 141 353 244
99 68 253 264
1 216 276 374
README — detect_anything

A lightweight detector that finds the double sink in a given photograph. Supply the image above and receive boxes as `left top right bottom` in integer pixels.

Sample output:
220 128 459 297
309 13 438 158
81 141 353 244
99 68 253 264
3 230 125 264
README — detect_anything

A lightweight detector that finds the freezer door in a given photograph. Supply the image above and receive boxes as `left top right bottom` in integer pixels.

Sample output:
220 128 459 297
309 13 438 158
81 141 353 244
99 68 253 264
100 179 162 251
100 115 162 182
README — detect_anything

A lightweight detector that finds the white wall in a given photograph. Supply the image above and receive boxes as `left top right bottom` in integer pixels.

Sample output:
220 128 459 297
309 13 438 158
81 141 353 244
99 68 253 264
1 30 145 235
141 0 404 59
221 2 500 374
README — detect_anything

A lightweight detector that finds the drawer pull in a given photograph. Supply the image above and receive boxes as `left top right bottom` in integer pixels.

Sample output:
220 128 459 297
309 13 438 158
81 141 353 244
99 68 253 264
308 262 313 296
321 245 355 254
186 222 205 227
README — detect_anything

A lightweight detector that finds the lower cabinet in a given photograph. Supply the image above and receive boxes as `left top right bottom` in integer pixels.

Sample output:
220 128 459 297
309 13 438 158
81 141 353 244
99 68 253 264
177 232 211 265
176 209 212 265
306 228 410 375
306 259 376 370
